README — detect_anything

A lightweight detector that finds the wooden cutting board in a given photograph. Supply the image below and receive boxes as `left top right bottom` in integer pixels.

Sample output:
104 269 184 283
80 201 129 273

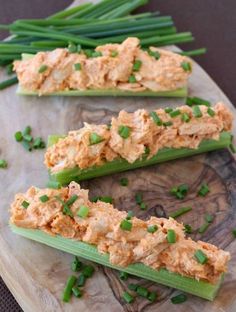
0 1 236 311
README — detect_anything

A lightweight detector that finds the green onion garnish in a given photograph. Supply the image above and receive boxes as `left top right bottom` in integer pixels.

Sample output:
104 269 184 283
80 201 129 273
186 97 211 107
92 51 102 58
148 291 157 302
89 132 103 145
68 42 77 53
71 256 82 272
171 293 187 304
192 105 202 118
150 111 163 126
14 131 23 142
66 194 78 206
0 159 7 168
167 229 176 243
128 283 138 291
120 177 128 186
22 126 31 136
148 49 160 60
147 225 158 233
205 214 214 223
22 200 29 209
194 249 208 264
144 146 150 156
82 265 94 278
119 271 129 281
181 113 190 122
62 275 77 302
232 228 236 238
77 205 89 218
120 219 132 231
38 64 48 73
169 109 181 118
118 125 131 139
181 61 192 72
207 107 215 117
84 49 93 58
163 121 173 127
133 60 142 71
170 184 189 199
198 222 210 234
72 286 82 298
46 180 61 189
135 192 143 204
91 196 113 204
198 183 209 197
122 291 134 304
184 224 193 234
140 202 147 210
39 195 49 203
23 134 33 142
63 204 73 218
128 75 137 83
165 107 173 113
77 274 86 287
136 286 149 298
126 210 134 220
74 63 81 71
111 51 118 57
169 206 192 219
33 137 46 149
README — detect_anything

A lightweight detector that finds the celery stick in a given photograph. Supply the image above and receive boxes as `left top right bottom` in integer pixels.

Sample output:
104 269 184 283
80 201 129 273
10 224 224 301
48 132 232 185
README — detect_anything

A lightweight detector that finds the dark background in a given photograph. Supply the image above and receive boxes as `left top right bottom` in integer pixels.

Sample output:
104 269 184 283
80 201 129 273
0 1 235 311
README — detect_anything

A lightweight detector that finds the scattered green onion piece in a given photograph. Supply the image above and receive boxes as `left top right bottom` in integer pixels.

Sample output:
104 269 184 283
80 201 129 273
38 64 48 74
99 196 113 204
120 177 128 186
178 184 189 195
118 125 130 139
33 137 45 149
77 274 86 287
128 283 138 291
89 132 103 145
147 225 158 233
0 159 7 168
72 286 82 298
181 61 192 72
186 97 211 107
119 271 129 281
77 205 89 218
163 121 173 127
128 74 137 83
184 224 193 234
67 194 78 206
192 105 202 118
74 63 81 71
207 107 215 117
111 50 118 57
133 59 142 71
22 200 30 209
22 140 32 152
23 126 31 136
194 249 208 264
171 293 187 304
14 131 23 142
144 146 150 156
71 256 82 272
39 195 49 203
198 222 210 234
165 107 173 113
0 76 18 90
148 291 157 302
232 228 236 238
150 111 163 126
169 206 192 219
126 210 134 220
46 180 61 189
198 183 209 197
136 286 149 298
169 109 181 118
148 49 160 60
82 265 94 278
167 229 176 243
84 49 93 58
68 42 77 53
140 202 147 210
63 204 73 218
135 192 143 205
181 113 190 122
62 275 77 303
6 63 14 75
120 219 132 231
122 291 134 304
23 134 33 142
92 51 102 57
205 214 214 223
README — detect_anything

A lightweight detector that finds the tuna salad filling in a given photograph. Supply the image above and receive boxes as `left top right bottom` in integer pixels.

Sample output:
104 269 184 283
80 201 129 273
13 37 192 95
10 182 230 284
45 102 233 174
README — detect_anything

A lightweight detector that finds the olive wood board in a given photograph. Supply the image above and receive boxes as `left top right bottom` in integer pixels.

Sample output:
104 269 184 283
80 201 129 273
0 0 236 311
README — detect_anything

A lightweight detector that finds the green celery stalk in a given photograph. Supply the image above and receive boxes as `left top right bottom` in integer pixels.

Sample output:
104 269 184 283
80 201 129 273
48 132 232 185
10 224 224 301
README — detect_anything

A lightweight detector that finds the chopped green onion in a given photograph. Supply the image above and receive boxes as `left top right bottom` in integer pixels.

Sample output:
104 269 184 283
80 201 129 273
184 224 193 234
169 109 181 118
72 286 82 298
74 63 81 71
163 121 173 127
148 49 160 60
46 180 61 189
198 222 210 234
232 228 236 238
169 206 192 219
135 192 143 205
120 219 132 231
82 265 95 278
0 159 7 168
119 271 129 281
67 194 78 206
84 49 93 58
39 195 49 203
0 77 18 90
126 210 134 220
207 107 215 117
118 125 131 139
192 105 202 118
147 225 158 233
77 205 89 218
38 64 48 73
133 59 142 71
148 291 157 302
171 293 187 304
170 184 189 199
100 196 113 204
128 74 137 83
205 214 214 223
77 274 86 287
33 137 45 149
150 111 163 126
165 107 173 113
178 184 189 195
144 146 150 156
120 177 128 186
63 204 73 218
181 61 191 72
198 183 209 197
136 286 149 298
62 275 77 302
92 51 102 57
68 42 77 53
89 132 103 145
167 229 176 243
194 249 208 264
23 126 31 136
186 97 211 107
6 63 14 75
128 283 138 291
71 256 82 272
14 131 23 142
122 291 134 304
22 200 30 209
111 50 118 57
23 134 33 142
181 113 190 122
140 202 147 210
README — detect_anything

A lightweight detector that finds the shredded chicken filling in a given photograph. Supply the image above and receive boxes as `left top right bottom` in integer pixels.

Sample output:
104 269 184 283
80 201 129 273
13 37 191 95
44 102 233 173
10 182 230 284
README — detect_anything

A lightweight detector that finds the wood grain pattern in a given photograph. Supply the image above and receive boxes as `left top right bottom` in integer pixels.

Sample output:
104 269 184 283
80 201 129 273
0 1 236 311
